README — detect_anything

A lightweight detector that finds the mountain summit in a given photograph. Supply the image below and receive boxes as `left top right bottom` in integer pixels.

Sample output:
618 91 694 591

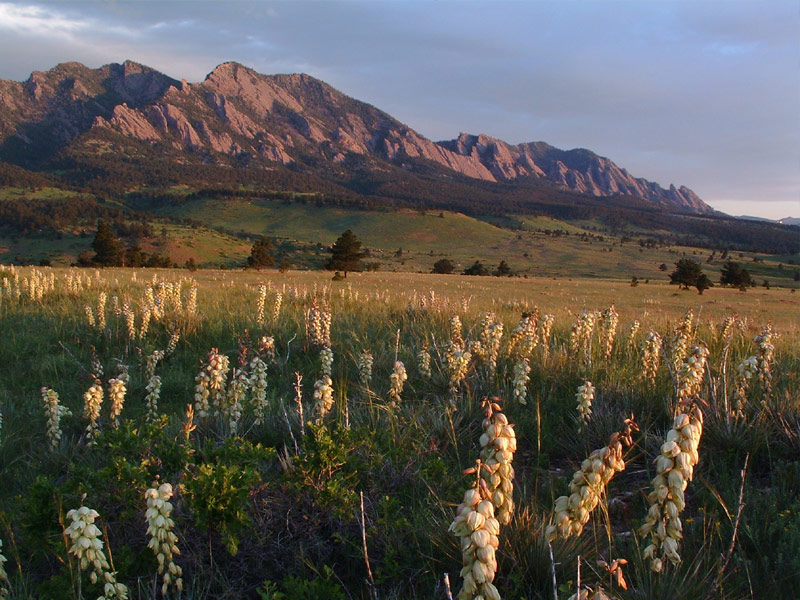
0 60 713 214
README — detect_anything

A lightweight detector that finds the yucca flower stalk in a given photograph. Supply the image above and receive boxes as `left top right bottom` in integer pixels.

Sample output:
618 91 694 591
65 505 128 599
166 331 181 356
256 284 267 326
248 356 269 425
223 368 247 435
575 380 595 430
144 376 162 423
599 303 619 359
272 291 282 321
97 291 107 331
358 349 374 389
446 346 471 398
417 343 432 379
313 376 334 423
123 302 136 341
507 312 538 360
512 358 530 405
754 324 774 395
42 387 71 450
479 398 516 525
640 402 703 572
83 379 104 445
538 313 554 357
145 350 165 380
670 310 694 374
107 378 126 429
448 464 502 600
627 320 641 348
320 346 334 379
546 417 638 541
642 331 662 384
732 356 757 417
388 361 408 408
677 345 709 402
186 284 197 317
145 483 183 596
479 314 504 379
449 314 464 350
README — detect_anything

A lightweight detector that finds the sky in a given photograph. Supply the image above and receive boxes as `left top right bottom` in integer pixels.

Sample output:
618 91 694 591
0 0 798 219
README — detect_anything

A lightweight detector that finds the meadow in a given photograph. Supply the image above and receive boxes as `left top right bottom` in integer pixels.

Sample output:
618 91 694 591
0 266 798 599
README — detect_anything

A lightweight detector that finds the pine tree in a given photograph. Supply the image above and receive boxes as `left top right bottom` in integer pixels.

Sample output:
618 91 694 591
326 230 365 277
248 236 274 270
92 221 123 267
669 258 703 289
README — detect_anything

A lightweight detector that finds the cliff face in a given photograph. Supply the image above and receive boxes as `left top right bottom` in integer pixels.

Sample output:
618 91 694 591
0 60 714 214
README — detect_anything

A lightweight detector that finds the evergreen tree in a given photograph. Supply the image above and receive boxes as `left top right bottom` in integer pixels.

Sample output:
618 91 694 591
720 261 753 288
669 258 703 289
248 236 274 270
325 230 365 277
695 273 713 295
92 221 122 266
495 260 512 276
432 258 455 274
463 260 489 276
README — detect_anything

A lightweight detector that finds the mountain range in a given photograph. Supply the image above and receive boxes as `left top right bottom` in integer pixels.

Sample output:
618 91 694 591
0 60 713 215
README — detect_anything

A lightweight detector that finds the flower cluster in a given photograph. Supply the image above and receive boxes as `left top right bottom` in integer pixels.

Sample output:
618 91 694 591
575 380 595 430
107 378 126 429
677 345 709 401
313 376 334 422
256 284 268 325
388 361 408 407
65 505 128 599
599 303 619 359
642 331 662 384
449 474 502 600
479 398 516 525
512 358 531 405
272 291 282 321
627 320 641 348
449 315 464 350
320 347 334 378
42 387 71 450
720 314 737 346
417 343 432 379
306 303 331 348
507 312 538 360
538 313 554 357
754 324 774 395
479 315 504 379
732 356 758 417
96 291 107 331
248 356 269 425
358 349 373 388
194 349 229 418
83 379 104 445
640 404 703 572
670 310 694 373
546 418 637 541
223 368 247 434
570 310 595 359
145 483 183 596
446 347 471 398
144 375 162 423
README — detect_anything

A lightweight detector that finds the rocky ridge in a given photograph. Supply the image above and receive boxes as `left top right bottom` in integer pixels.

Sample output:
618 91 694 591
0 61 713 214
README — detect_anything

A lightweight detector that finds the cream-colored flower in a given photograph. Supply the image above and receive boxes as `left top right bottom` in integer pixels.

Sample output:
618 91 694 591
145 483 183 596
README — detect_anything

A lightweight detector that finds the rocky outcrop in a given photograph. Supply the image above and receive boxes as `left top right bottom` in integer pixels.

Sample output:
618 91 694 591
0 60 713 214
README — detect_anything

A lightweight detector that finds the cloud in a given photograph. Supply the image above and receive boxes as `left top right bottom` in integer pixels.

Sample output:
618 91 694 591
0 2 136 39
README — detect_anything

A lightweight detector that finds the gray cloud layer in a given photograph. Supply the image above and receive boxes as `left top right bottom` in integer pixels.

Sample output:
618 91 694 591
0 0 797 218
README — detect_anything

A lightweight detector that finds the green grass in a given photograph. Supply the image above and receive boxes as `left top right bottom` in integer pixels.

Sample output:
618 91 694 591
0 267 798 598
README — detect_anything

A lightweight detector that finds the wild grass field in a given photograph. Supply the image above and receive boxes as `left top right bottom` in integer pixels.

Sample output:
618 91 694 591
0 267 798 599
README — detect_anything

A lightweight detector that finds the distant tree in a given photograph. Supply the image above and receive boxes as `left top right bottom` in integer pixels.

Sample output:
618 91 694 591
124 245 147 268
495 260 512 276
659 263 667 271
92 220 123 266
669 258 704 289
325 230 365 277
630 276 639 287
695 274 713 295
76 250 94 267
432 258 455 274
185 258 198 271
463 260 489 276
248 236 274 270
720 261 753 288
762 279 770 289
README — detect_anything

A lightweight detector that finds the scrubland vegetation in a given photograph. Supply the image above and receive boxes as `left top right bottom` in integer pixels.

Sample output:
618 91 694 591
0 267 798 599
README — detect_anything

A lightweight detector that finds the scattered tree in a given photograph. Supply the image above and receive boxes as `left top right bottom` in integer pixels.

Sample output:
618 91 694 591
92 220 123 267
669 258 704 290
695 273 713 295
719 261 753 288
432 258 455 274
248 236 274 270
630 276 639 287
325 230 365 277
463 260 489 276
495 260 512 276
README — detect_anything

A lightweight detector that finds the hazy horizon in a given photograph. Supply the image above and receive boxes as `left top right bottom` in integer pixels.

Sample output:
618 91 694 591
0 0 797 219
